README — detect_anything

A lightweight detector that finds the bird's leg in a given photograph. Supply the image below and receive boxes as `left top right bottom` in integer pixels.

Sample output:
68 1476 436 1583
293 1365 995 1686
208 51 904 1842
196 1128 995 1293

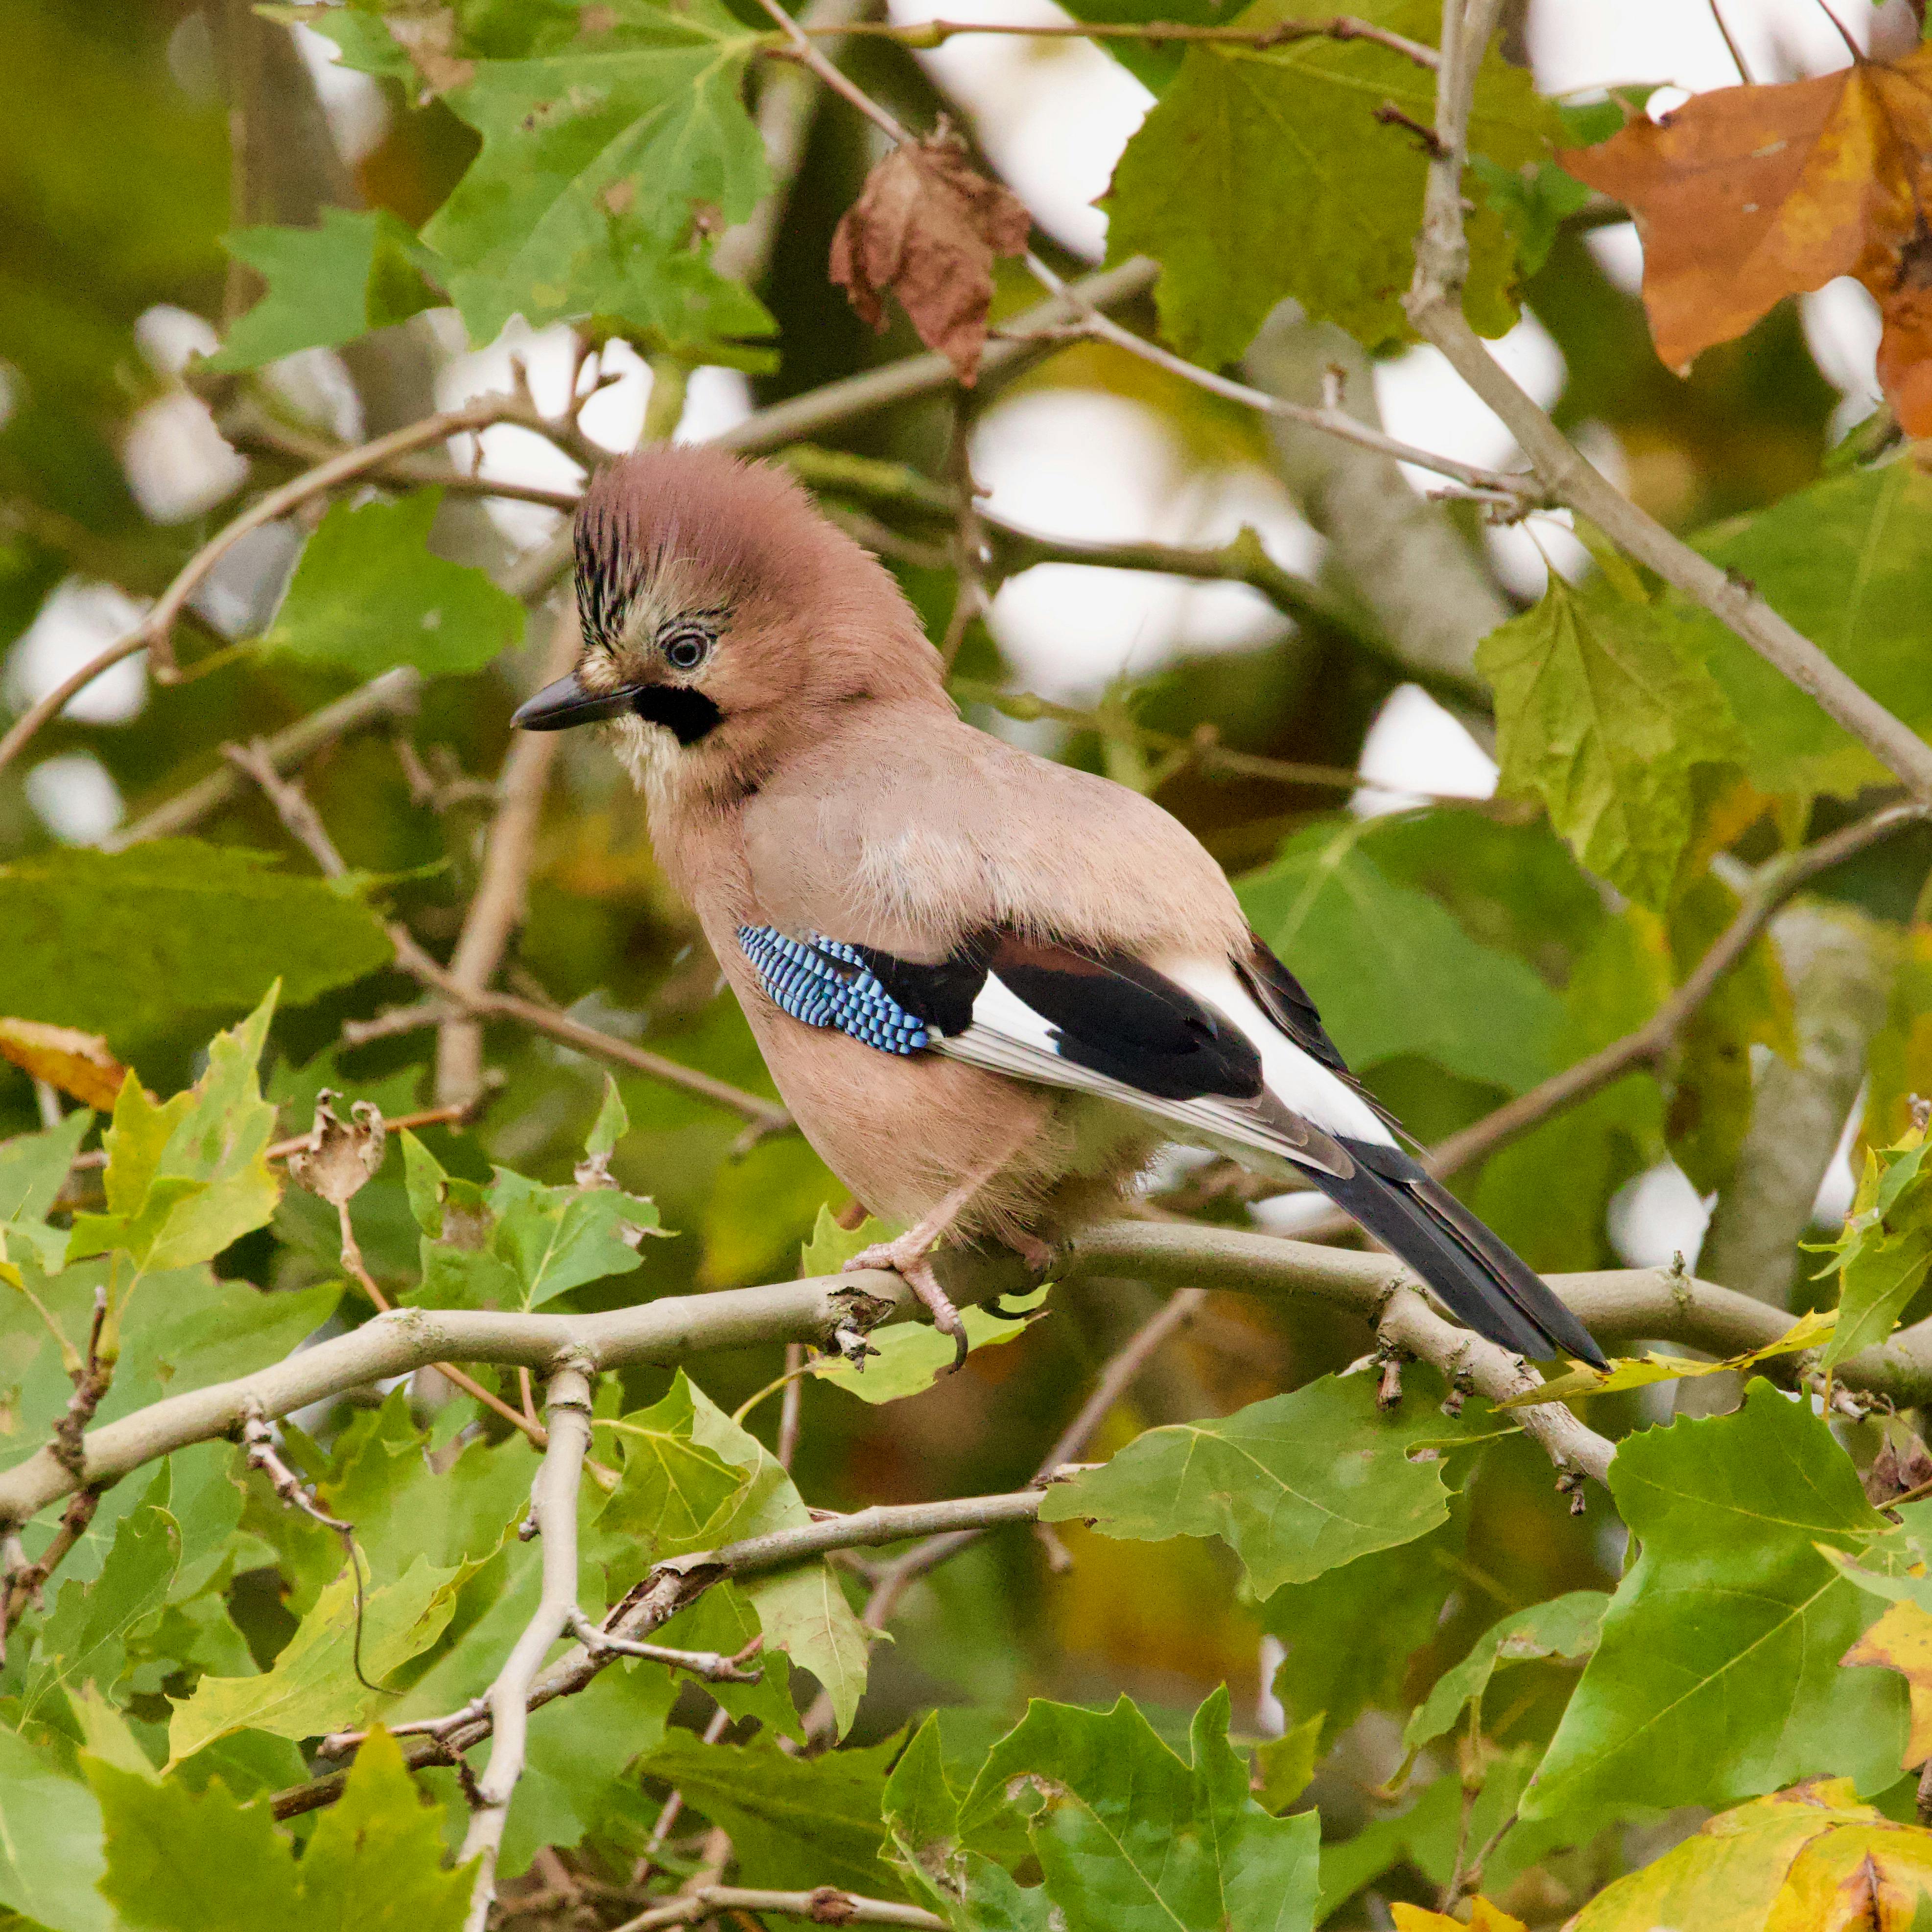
848 1113 1052 1370
849 1225 970 1368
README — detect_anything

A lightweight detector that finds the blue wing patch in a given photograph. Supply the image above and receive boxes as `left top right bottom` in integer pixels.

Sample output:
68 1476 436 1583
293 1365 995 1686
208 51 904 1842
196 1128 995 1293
736 927 935 1055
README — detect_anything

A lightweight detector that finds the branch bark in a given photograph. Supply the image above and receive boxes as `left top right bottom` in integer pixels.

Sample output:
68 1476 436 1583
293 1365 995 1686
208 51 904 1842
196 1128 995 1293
616 1887 944 1931
460 1362 595 1930
434 609 583 1107
1242 301 1509 705
1676 903 1893 1418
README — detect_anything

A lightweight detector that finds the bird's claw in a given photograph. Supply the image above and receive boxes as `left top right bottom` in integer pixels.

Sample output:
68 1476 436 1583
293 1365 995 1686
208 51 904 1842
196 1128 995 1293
848 1235 969 1371
982 1296 1034 1321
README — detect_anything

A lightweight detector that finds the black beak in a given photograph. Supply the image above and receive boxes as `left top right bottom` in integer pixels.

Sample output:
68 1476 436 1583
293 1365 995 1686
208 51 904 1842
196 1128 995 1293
511 671 640 731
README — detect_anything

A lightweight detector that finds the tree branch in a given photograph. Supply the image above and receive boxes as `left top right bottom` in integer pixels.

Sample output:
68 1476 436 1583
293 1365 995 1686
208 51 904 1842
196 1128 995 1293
0 397 553 778
104 667 423 850
616 1887 944 1932
434 609 583 1107
460 1362 595 1930
1429 802 1931 1182
803 13 1437 67
218 737 793 1133
1022 258 1542 514
1400 0 1932 801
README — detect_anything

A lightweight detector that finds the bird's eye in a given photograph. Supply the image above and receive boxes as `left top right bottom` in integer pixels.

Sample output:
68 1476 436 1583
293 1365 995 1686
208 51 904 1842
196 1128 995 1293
662 628 711 673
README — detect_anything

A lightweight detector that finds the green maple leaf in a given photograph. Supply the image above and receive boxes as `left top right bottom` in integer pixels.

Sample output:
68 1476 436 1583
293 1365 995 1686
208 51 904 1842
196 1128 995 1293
416 0 775 355
1104 0 1558 361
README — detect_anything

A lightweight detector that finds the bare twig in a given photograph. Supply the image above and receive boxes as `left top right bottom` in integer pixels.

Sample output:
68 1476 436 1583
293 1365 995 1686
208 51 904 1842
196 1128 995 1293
1400 0 1932 800
786 1286 1201 1742
460 1362 595 1930
0 398 543 777
565 1607 764 1683
1704 0 1753 81
950 678 1505 800
777 1343 805 1471
715 259 1160 454
219 735 793 1135
105 666 422 850
615 1888 943 1932
1022 255 1542 514
803 12 1437 66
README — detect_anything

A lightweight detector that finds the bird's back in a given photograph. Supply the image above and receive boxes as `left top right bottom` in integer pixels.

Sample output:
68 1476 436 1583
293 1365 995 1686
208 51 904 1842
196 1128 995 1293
733 699 1252 965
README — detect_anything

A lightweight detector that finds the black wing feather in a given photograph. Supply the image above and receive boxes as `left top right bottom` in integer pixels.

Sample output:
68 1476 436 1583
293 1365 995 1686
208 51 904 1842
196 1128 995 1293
763 925 1605 1368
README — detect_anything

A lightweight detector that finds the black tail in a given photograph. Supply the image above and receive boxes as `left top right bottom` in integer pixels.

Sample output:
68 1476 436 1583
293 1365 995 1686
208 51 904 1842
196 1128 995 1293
1311 1139 1607 1369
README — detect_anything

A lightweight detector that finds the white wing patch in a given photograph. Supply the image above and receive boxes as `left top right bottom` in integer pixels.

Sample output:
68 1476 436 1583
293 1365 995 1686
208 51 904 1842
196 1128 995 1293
933 956 1394 1176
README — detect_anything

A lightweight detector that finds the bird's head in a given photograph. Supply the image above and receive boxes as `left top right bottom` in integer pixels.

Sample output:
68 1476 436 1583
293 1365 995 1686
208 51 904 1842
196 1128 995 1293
513 445 944 796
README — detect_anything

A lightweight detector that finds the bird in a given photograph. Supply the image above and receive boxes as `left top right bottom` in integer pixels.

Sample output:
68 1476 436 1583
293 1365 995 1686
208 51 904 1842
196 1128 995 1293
514 444 1607 1375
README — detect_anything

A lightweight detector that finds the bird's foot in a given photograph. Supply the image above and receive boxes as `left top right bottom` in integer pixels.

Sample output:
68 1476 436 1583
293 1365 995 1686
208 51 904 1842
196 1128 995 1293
848 1234 970 1371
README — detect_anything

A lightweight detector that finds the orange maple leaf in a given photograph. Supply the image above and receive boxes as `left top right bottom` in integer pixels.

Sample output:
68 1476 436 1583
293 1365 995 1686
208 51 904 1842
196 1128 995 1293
1560 48 1932 432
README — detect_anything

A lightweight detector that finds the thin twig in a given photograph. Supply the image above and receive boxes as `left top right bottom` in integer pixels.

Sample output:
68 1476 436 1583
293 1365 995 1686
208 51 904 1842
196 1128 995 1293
565 1606 764 1682
460 1362 596 1930
1401 0 1932 800
749 0 914 144
219 736 793 1134
1023 256 1543 514
1429 802 1932 1182
802 12 1436 65
1704 0 1753 81
950 678 1503 799
105 666 422 850
0 398 536 775
435 608 583 1107
615 1888 943 1932
777 1343 805 1471
847 1288 1206 1656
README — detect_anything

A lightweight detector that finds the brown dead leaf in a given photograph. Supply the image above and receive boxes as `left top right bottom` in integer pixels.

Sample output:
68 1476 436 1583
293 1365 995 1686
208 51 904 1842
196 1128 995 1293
1865 1427 1932 1505
284 1092 387 1209
1844 1599 1932 1767
0 1018 128 1111
1560 48 1932 431
829 128 1032 383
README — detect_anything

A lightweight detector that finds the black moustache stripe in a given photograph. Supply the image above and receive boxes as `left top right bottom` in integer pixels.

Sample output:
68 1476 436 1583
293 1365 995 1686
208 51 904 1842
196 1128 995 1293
632 684 724 746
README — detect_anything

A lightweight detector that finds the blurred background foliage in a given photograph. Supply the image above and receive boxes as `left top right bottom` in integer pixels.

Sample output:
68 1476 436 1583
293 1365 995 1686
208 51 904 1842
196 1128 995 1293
7 0 1932 1925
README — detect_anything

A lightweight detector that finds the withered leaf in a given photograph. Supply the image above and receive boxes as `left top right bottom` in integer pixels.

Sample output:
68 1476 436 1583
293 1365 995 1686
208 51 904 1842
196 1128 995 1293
1560 48 1932 432
0 1017 128 1110
285 1091 388 1209
829 130 1032 383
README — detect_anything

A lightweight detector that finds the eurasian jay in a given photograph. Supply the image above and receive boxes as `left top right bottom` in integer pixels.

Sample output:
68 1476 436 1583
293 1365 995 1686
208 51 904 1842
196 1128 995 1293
515 445 1606 1373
